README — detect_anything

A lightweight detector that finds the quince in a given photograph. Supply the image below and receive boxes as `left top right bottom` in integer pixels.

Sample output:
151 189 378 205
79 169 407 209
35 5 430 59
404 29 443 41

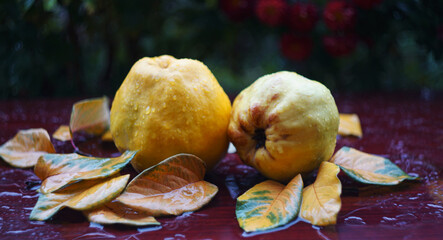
228 71 339 182
110 55 231 172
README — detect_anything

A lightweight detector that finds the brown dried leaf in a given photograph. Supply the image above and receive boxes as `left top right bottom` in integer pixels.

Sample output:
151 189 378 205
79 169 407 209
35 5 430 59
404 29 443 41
300 162 342 226
338 113 362 137
84 201 160 226
52 125 71 141
427 180 443 204
30 174 129 221
116 153 218 216
0 129 55 168
101 130 113 142
70 96 110 136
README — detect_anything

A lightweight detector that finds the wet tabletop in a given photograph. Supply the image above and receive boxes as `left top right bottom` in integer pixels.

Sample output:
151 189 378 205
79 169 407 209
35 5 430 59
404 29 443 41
0 93 442 240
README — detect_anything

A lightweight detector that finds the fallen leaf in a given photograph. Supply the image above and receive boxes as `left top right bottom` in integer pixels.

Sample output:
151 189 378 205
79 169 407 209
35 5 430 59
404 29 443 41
330 147 419 185
84 201 160 226
300 161 341 226
427 180 443 204
116 153 218 217
34 151 136 194
30 174 129 221
338 113 362 137
101 130 113 142
52 125 72 141
235 174 303 232
70 96 110 136
0 128 55 168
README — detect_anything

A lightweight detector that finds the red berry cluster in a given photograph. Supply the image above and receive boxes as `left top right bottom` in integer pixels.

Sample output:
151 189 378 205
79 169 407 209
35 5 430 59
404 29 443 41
255 0 287 27
322 1 357 57
219 0 256 22
219 0 383 60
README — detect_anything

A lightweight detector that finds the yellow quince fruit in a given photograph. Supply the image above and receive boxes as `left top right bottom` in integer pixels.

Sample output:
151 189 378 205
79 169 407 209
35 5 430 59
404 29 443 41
110 55 231 172
228 71 339 182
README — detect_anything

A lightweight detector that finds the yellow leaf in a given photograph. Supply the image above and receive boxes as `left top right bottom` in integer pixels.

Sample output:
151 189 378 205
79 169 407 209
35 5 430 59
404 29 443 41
300 161 341 226
116 153 218 216
330 147 419 185
236 174 303 232
34 151 136 194
30 174 129 221
338 113 362 137
0 128 55 168
70 96 110 136
84 201 160 226
101 130 113 142
427 180 443 204
52 125 72 141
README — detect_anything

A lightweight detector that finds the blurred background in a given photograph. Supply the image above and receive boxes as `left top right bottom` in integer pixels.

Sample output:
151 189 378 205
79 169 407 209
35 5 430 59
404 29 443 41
1 0 442 99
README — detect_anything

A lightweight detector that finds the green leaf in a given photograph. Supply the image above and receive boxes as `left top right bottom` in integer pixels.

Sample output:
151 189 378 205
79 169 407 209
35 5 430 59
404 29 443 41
83 0 97 14
300 161 342 226
43 0 57 11
21 0 35 13
30 174 129 221
330 147 419 185
84 201 160 226
70 96 110 136
0 128 55 168
116 153 218 217
236 174 303 232
34 151 136 194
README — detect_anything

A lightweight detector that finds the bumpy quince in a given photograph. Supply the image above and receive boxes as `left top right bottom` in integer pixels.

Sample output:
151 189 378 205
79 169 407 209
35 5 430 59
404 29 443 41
228 71 339 182
110 55 231 172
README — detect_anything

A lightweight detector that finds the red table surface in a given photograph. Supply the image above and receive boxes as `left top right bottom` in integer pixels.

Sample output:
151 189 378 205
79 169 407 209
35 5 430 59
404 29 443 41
0 93 442 240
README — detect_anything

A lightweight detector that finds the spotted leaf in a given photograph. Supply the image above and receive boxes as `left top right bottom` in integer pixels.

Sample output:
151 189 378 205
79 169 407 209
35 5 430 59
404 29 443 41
0 128 55 168
300 162 341 226
84 201 160 226
30 174 129 221
116 154 218 217
338 113 362 137
34 151 136 193
236 174 303 232
330 147 419 185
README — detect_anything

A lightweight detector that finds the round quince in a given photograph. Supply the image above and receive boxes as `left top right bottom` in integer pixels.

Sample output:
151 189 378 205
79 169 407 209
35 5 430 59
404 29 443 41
228 71 339 182
110 55 232 172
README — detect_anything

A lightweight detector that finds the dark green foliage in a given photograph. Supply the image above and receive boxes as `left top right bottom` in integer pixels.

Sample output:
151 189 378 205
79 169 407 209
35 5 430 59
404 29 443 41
0 0 442 99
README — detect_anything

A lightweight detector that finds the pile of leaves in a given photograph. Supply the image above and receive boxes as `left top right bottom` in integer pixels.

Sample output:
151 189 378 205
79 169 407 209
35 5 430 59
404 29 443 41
0 97 217 226
0 97 418 232
236 146 418 232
